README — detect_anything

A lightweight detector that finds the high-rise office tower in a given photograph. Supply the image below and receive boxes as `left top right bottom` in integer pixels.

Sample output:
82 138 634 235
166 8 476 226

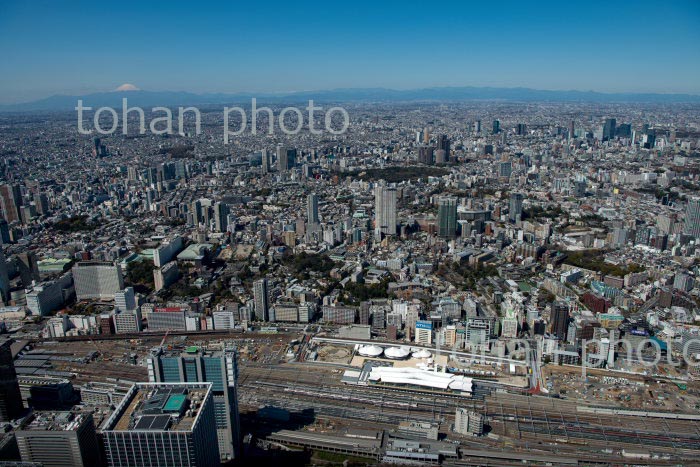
0 219 10 244
15 412 102 467
418 146 434 165
276 145 288 172
0 339 23 421
114 286 136 312
174 160 187 179
508 193 524 223
516 123 527 135
261 149 270 174
307 193 319 225
102 382 220 467
0 250 11 305
160 162 176 181
492 120 500 134
148 348 241 461
33 193 50 215
374 184 397 236
145 167 158 186
276 146 296 172
684 197 700 238
673 272 695 292
253 278 269 321
473 120 481 133
603 118 616 141
569 120 575 139
0 184 22 224
72 261 125 301
550 303 570 340
214 202 229 233
287 147 297 169
436 134 450 159
642 131 656 149
191 199 203 225
126 165 138 182
499 161 512 179
438 197 458 238
17 251 40 286
20 204 36 224
434 149 447 164
616 123 631 138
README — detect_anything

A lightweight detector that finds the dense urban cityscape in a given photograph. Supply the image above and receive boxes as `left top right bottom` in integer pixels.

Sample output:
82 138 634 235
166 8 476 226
2 1 700 466
0 98 699 466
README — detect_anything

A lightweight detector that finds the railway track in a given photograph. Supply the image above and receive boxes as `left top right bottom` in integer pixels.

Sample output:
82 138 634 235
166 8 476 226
238 363 700 462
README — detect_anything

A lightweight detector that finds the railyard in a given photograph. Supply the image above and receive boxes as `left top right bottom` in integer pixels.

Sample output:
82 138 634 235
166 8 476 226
14 331 700 465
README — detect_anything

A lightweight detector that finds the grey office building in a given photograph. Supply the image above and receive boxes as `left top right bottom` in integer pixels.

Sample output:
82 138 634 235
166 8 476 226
684 197 700 238
102 382 220 467
15 412 101 467
72 261 124 301
276 146 296 172
508 193 524 223
438 197 458 238
307 193 319 225
253 278 269 321
147 348 240 461
375 184 397 236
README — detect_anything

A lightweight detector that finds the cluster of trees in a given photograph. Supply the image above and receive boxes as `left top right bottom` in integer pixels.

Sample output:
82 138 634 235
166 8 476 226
351 166 449 183
52 215 95 232
563 250 644 277
126 260 155 289
284 253 336 279
158 145 194 158
437 262 499 290
253 188 272 198
340 278 391 304
522 205 564 220
159 283 202 300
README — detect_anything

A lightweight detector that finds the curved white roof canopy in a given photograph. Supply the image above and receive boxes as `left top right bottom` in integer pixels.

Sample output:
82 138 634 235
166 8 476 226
384 347 411 359
412 349 432 359
357 345 384 357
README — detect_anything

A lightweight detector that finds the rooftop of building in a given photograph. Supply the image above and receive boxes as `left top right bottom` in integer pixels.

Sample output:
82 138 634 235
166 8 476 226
150 344 235 359
104 382 211 433
177 243 212 261
19 411 89 432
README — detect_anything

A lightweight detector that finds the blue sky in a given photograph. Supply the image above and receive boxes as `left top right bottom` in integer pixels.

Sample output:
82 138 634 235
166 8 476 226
0 0 699 103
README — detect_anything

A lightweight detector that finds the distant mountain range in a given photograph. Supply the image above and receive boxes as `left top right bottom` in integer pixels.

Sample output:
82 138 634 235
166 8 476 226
2 86 700 112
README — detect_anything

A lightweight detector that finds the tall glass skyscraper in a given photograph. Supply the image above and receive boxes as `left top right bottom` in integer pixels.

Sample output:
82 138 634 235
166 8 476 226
147 347 240 461
253 278 269 321
684 197 700 238
438 197 458 238
509 193 524 223
307 193 319 225
374 183 397 236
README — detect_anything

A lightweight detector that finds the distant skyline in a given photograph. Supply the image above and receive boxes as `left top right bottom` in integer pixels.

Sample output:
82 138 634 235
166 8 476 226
1 0 699 104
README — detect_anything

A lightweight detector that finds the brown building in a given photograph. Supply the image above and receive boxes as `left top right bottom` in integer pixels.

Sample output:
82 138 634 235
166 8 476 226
0 184 22 224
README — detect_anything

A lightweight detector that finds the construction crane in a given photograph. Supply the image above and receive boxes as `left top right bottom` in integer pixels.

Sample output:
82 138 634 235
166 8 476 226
159 329 170 348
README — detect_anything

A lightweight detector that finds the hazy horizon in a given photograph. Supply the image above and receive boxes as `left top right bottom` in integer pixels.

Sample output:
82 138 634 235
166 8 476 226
1 0 699 104
11 82 700 102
